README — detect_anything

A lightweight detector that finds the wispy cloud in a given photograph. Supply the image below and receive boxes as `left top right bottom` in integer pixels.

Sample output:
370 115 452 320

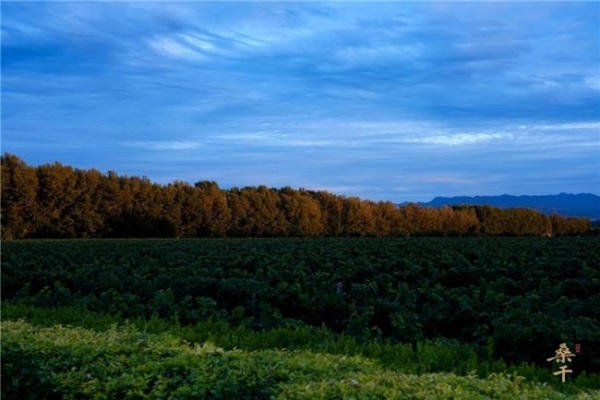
129 141 204 151
525 122 600 131
405 132 511 146
149 36 207 61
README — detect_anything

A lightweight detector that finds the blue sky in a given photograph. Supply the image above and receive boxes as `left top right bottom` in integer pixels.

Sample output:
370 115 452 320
2 1 599 202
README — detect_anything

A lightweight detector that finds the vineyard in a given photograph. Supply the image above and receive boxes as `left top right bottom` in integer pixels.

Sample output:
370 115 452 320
2 237 600 398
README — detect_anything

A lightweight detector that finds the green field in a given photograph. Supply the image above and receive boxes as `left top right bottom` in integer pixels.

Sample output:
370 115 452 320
2 237 600 398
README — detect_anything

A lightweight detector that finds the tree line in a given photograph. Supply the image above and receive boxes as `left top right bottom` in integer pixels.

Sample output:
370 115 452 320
1 153 591 239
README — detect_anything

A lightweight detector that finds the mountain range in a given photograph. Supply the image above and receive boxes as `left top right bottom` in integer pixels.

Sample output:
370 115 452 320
419 193 600 221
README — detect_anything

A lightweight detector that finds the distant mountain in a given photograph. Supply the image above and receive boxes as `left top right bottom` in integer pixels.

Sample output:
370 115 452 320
420 193 600 221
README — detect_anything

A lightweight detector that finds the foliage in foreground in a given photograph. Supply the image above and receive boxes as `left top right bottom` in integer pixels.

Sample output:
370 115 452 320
4 303 600 391
0 304 559 385
3 237 599 370
3 320 599 400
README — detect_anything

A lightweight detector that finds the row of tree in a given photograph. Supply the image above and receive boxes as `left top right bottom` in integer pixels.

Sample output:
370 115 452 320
1 154 591 239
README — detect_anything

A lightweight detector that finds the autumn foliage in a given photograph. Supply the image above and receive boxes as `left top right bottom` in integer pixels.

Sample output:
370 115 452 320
1 154 590 239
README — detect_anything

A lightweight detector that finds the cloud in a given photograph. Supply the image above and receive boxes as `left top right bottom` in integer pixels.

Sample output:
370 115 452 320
526 122 600 131
149 36 206 61
179 32 217 52
584 75 600 90
405 132 511 146
129 141 204 151
2 1 599 201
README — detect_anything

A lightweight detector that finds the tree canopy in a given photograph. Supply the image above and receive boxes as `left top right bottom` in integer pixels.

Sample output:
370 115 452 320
1 154 591 239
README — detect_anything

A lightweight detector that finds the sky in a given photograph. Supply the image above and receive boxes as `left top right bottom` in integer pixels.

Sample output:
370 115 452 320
2 1 599 202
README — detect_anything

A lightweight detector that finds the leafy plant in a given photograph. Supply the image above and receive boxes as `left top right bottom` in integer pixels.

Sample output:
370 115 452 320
4 320 599 400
